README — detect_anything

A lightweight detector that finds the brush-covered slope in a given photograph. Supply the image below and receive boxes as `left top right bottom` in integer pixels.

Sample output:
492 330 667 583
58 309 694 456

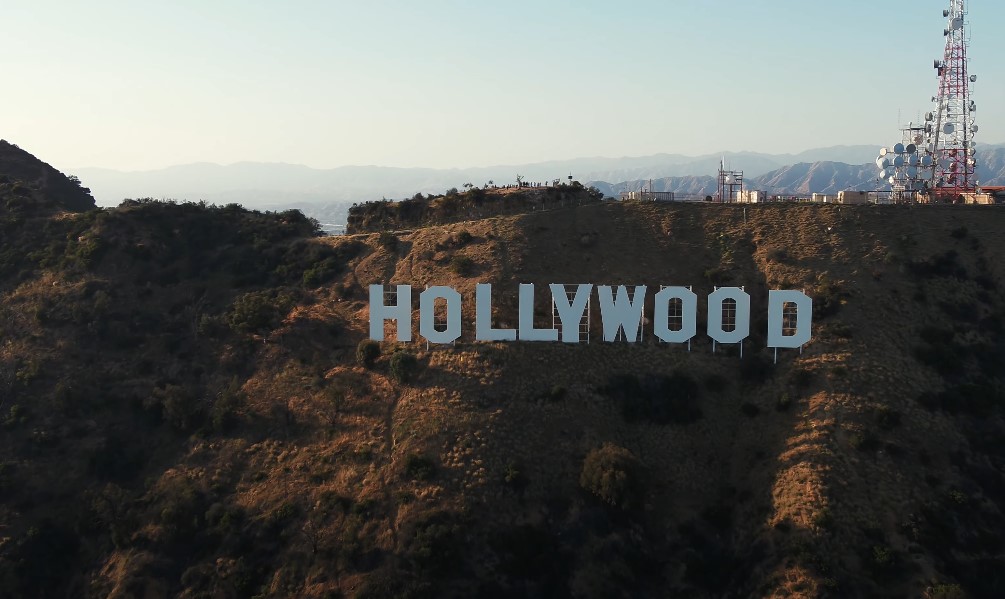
2 181 1005 598
346 183 603 233
0 140 95 213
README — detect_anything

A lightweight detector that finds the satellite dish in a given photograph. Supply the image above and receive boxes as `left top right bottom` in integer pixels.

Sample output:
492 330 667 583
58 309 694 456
925 112 934 121
921 155 933 167
876 157 890 169
888 176 897 185
893 155 905 167
879 169 890 179
879 147 889 156
970 74 977 82
894 143 905 154
908 154 919 166
906 143 917 154
972 124 979 133
943 123 955 134
951 17 963 30
907 166 918 178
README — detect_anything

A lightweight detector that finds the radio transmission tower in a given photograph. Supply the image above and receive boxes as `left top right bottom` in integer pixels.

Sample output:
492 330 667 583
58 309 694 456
930 0 978 199
876 0 979 202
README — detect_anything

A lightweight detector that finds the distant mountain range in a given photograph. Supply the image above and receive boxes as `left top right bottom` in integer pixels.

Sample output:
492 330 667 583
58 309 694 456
586 162 883 198
589 145 1005 198
72 145 887 208
72 143 1005 227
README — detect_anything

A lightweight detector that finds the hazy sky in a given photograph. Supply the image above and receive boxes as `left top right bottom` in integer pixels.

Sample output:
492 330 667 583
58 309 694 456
3 0 1002 172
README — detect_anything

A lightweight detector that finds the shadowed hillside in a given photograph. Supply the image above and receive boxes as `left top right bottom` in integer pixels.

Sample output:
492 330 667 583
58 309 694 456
2 160 1005 597
0 140 95 213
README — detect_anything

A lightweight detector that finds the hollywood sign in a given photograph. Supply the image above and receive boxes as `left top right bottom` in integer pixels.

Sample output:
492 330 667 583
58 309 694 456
369 284 812 348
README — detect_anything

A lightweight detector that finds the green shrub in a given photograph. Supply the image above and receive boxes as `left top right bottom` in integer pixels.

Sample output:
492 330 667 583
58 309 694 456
377 231 398 251
389 351 418 383
404 453 436 481
450 255 474 276
211 379 245 433
356 340 380 368
868 544 895 572
302 257 340 287
813 275 844 318
148 384 204 431
579 443 645 510
503 460 527 491
813 507 834 530
227 289 294 334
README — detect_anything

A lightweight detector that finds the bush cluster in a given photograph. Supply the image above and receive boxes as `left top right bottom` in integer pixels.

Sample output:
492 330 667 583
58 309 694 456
579 443 645 510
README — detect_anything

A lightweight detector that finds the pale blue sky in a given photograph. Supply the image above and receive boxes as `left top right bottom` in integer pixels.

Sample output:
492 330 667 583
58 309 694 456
2 0 1002 171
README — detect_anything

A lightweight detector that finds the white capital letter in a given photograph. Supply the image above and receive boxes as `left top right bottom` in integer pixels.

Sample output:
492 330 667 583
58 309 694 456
518 283 558 341
653 286 697 343
597 285 647 342
419 286 461 344
475 283 516 341
767 290 813 348
707 287 750 345
550 284 592 343
369 284 411 341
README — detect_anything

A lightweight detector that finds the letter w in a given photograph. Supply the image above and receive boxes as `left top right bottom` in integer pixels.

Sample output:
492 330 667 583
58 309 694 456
597 285 646 342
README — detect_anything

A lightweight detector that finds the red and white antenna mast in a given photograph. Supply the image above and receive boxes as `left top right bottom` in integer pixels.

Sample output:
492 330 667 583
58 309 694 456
929 0 978 199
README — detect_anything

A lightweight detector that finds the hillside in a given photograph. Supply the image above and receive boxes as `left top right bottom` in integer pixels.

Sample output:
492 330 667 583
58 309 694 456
345 183 603 233
0 140 95 213
2 163 1005 597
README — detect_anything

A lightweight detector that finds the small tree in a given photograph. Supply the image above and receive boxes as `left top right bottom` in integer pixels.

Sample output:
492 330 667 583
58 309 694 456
356 340 380 368
580 443 644 510
389 351 418 383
